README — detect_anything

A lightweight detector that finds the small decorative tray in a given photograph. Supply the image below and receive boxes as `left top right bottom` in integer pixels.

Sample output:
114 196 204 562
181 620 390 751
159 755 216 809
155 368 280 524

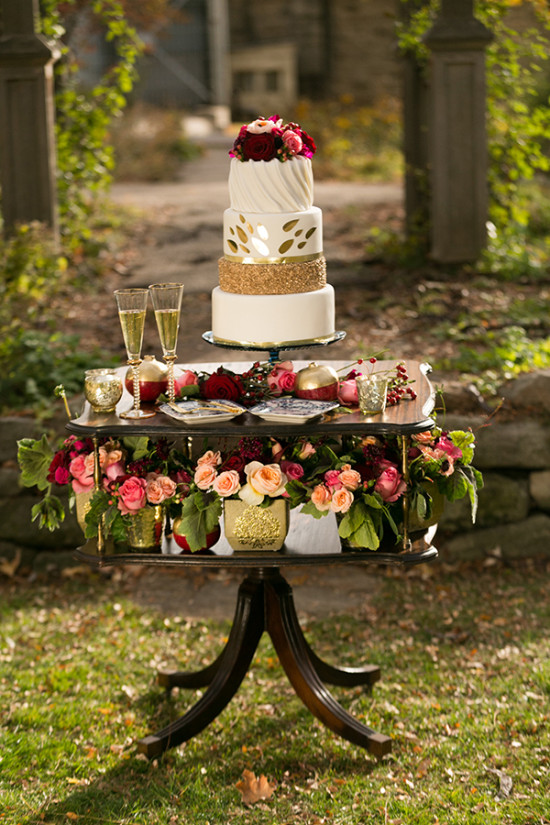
249 397 340 424
159 400 247 424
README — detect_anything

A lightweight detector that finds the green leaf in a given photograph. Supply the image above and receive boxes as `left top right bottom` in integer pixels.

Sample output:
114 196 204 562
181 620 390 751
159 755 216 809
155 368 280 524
17 436 55 490
31 495 65 531
177 493 222 552
122 436 150 460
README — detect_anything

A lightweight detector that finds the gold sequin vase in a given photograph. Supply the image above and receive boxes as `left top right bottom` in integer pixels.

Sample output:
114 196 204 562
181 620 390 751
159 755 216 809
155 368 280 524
224 499 289 552
125 506 166 550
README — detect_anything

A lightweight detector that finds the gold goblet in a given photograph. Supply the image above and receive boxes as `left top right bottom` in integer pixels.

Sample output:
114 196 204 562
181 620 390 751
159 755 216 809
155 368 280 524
149 282 184 403
114 288 156 419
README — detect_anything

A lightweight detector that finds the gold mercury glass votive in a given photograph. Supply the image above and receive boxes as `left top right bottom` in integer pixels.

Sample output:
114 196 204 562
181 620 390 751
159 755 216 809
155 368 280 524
84 369 123 413
356 374 388 416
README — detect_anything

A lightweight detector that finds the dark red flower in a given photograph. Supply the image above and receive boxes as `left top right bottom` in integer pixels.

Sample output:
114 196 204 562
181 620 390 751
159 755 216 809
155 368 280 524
242 132 277 161
222 454 246 475
201 372 244 402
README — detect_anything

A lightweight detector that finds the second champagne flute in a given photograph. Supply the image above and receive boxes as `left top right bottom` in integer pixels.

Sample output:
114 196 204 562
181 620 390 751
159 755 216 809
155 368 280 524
149 283 184 402
115 287 156 419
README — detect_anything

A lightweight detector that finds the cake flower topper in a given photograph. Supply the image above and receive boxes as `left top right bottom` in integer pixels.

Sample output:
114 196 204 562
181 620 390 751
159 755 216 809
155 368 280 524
229 115 316 162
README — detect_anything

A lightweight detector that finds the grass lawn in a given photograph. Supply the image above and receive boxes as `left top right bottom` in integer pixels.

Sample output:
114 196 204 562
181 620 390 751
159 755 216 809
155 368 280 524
1 559 549 824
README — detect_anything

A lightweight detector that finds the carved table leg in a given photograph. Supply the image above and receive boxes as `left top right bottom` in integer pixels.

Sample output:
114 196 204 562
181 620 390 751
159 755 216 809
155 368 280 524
265 572 392 757
137 575 265 758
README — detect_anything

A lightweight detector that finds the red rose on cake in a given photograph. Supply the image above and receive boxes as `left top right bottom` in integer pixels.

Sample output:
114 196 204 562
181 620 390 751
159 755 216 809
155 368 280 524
230 115 316 162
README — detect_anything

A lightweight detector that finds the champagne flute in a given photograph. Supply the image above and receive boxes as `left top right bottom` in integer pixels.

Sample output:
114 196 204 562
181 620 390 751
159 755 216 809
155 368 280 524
149 283 184 403
114 288 156 419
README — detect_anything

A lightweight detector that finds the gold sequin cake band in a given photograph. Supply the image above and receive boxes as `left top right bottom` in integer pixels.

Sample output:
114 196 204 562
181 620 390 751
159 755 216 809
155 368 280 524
218 256 327 295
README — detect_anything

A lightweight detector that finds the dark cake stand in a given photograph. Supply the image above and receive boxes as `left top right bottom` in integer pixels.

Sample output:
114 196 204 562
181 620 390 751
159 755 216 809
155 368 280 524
202 330 346 364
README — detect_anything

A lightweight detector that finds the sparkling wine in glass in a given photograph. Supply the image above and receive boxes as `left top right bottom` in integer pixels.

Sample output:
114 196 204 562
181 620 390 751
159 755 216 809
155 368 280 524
149 283 184 402
114 288 156 419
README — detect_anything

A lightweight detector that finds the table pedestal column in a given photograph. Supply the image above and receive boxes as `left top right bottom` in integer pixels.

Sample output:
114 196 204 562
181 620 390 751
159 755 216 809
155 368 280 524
138 568 391 759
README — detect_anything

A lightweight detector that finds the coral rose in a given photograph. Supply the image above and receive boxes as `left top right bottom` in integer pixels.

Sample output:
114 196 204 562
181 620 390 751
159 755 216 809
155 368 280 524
311 484 332 512
194 463 217 490
146 473 177 505
330 488 354 514
212 470 241 497
117 476 147 514
197 450 221 467
338 464 362 491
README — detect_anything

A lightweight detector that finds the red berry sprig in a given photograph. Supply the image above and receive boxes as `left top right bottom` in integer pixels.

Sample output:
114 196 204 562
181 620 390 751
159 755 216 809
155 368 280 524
386 362 417 406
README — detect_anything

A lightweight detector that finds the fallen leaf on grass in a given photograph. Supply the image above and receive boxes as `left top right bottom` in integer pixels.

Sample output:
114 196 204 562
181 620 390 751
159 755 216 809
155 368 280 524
235 769 276 805
487 767 513 800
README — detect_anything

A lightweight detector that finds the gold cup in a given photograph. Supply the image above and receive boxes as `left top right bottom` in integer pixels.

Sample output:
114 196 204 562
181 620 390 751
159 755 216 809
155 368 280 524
356 374 388 415
84 369 123 414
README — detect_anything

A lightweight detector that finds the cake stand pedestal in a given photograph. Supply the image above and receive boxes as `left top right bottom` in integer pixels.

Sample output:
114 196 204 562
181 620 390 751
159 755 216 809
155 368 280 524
202 330 346 364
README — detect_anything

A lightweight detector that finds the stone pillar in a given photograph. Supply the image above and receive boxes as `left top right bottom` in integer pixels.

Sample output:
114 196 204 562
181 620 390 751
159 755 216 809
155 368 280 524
0 0 60 237
206 0 231 129
424 0 492 263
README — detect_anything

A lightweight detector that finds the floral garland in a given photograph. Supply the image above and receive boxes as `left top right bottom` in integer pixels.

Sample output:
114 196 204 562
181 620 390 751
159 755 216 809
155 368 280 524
169 358 416 408
229 115 316 163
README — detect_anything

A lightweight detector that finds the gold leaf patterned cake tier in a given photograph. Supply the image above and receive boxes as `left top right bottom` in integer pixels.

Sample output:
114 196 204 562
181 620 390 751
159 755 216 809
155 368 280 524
218 256 327 295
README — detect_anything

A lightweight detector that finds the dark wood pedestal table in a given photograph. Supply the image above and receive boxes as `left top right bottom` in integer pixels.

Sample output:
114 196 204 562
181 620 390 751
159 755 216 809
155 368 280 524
70 359 437 760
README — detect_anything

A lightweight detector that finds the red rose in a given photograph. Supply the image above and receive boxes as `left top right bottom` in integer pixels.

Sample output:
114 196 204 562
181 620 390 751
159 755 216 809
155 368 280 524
223 454 246 475
201 373 243 402
47 451 70 485
242 132 277 161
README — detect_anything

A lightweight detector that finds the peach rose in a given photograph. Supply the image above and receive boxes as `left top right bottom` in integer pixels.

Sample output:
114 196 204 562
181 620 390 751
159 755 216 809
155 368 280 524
311 483 332 512
245 462 287 497
194 463 217 490
146 473 177 504
197 450 221 468
297 441 316 460
338 464 362 491
412 431 435 445
330 487 354 514
212 470 241 497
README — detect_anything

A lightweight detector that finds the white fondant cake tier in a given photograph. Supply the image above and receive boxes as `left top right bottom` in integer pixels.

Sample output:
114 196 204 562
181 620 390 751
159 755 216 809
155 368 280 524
228 156 313 213
211 285 335 347
224 206 322 261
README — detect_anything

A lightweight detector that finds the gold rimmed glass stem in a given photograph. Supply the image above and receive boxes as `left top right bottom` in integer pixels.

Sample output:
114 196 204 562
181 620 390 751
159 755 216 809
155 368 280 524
114 288 156 419
149 283 184 403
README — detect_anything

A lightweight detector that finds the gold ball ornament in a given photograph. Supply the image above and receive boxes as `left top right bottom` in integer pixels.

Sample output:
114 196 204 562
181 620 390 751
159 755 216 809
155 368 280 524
125 355 168 402
295 362 339 401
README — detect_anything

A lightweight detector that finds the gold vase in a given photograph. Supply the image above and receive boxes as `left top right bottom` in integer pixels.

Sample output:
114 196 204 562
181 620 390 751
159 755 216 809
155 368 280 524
126 506 166 550
75 489 94 533
224 499 289 552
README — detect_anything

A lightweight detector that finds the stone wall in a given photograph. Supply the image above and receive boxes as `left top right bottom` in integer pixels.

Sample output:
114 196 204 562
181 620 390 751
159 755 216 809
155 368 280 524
2 369 550 572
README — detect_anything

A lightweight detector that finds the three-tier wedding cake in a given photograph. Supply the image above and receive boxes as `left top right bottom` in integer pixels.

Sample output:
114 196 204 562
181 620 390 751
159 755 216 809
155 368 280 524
211 116 336 347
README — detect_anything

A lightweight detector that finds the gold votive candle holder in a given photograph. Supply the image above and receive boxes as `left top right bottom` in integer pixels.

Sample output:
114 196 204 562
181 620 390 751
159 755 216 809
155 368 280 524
84 369 123 414
356 374 388 415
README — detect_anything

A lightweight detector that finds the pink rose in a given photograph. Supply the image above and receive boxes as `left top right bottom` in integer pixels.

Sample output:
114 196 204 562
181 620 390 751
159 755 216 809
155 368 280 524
437 434 462 460
117 476 147 514
297 441 316 460
338 379 358 406
245 462 287 497
282 129 303 155
197 450 221 467
311 484 332 512
374 466 406 503
212 470 241 497
267 363 296 396
280 460 304 481
104 460 125 482
194 464 217 490
146 473 177 505
174 370 198 395
338 464 362 491
330 488 354 514
69 454 95 494
324 469 342 492
54 466 71 485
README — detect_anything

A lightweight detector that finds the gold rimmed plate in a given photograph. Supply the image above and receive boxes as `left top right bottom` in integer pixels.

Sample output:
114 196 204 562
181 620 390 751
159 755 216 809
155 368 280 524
159 400 247 424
